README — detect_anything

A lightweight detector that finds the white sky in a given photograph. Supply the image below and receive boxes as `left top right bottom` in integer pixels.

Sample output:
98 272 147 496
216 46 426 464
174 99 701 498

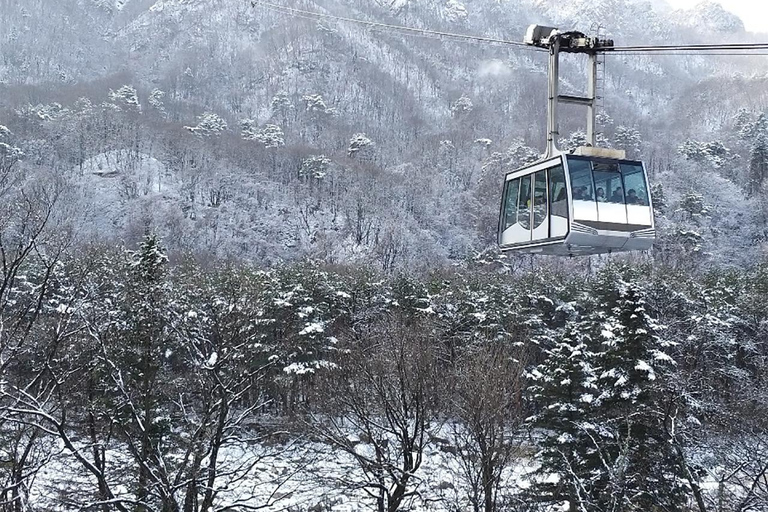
664 0 768 32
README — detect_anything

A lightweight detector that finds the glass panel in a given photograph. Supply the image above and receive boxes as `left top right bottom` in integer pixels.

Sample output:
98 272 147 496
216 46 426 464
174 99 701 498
503 178 520 229
549 165 567 218
532 171 548 229
568 158 594 201
518 175 531 230
567 157 598 222
592 162 624 204
549 164 568 239
620 163 650 206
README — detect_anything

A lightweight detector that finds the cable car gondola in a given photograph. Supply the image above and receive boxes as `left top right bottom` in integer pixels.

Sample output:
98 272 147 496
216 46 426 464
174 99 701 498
498 25 656 256
498 147 655 256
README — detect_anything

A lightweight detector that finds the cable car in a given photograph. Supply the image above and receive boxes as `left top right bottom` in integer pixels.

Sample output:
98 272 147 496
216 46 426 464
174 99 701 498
498 147 655 256
498 25 656 256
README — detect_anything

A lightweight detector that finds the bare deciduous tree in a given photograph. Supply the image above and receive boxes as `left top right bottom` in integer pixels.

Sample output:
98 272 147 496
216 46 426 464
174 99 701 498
310 315 446 512
449 344 528 512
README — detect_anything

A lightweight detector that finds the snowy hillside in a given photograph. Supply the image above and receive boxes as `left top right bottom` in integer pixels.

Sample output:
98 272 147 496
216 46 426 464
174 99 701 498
0 0 767 269
3 2 768 511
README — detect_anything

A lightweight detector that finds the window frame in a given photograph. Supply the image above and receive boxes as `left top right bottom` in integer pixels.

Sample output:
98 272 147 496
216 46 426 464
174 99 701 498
564 155 655 230
619 162 650 206
498 156 570 248
518 174 532 230
548 164 569 237
532 170 549 230
502 178 521 229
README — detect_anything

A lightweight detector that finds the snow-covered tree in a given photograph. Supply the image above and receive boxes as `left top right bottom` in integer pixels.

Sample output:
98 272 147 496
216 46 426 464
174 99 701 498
255 124 285 149
443 0 468 22
311 315 446 512
560 130 588 152
650 182 667 214
270 92 294 126
596 112 614 128
348 132 374 157
505 138 540 168
748 117 768 197
527 318 601 512
299 155 331 180
242 121 285 149
0 125 23 181
733 107 753 139
678 139 730 168
15 102 68 122
109 85 141 112
118 235 173 505
592 277 688 512
239 118 258 139
736 109 766 142
148 88 167 117
677 191 710 220
302 94 334 116
184 112 227 137
451 94 473 118
614 125 642 158
451 344 527 512
301 94 334 142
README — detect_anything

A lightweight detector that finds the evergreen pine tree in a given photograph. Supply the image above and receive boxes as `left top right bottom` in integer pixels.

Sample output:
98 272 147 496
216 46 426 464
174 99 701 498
112 234 174 506
593 279 688 512
527 320 601 512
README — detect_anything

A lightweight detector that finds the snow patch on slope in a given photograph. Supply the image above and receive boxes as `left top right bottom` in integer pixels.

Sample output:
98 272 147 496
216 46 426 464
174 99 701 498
73 150 183 239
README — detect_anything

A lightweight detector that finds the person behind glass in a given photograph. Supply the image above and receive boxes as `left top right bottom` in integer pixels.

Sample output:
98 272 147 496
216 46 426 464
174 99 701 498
610 187 624 203
626 189 641 204
596 187 606 202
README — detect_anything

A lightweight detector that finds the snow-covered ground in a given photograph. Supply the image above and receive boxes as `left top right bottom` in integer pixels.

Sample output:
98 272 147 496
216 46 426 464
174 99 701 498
27 428 538 511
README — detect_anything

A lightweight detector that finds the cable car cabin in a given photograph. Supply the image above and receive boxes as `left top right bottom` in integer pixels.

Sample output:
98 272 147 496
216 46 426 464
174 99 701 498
498 149 655 256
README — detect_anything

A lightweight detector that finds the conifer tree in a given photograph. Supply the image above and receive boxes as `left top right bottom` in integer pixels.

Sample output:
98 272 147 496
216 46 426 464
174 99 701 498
527 320 601 512
110 234 175 507
593 279 687 512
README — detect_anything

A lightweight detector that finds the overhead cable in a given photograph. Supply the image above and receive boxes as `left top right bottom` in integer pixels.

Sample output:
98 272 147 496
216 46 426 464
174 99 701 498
251 0 543 50
609 52 768 56
608 43 768 53
250 3 768 57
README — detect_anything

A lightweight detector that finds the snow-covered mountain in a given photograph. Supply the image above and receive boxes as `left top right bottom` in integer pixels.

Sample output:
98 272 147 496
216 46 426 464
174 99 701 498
1 0 766 267
671 1 745 33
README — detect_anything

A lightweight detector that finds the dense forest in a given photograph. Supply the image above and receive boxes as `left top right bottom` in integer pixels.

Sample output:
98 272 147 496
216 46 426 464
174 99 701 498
2 0 768 510
1 229 768 511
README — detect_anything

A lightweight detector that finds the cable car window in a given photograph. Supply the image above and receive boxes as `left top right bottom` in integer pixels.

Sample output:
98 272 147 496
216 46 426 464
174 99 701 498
593 162 624 204
568 159 594 201
620 163 650 206
533 171 548 229
549 165 567 218
503 178 520 228
518 175 532 230
548 164 568 238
